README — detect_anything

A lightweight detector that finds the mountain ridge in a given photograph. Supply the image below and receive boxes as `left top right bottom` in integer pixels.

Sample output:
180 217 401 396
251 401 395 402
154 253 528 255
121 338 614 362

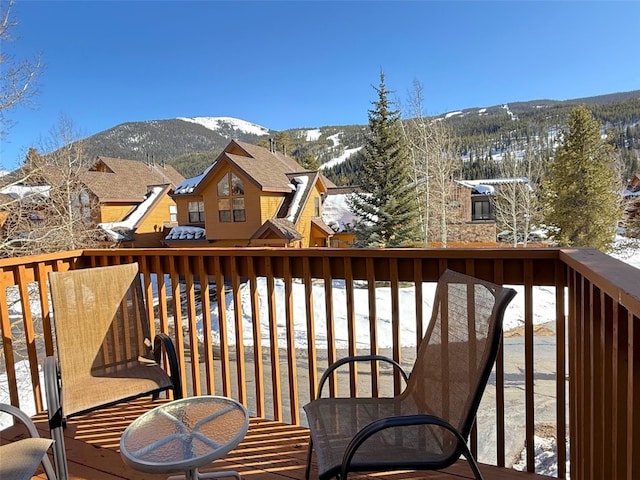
75 89 640 181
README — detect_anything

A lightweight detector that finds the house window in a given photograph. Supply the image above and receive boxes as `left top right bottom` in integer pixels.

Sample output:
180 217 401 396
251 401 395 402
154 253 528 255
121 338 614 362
217 177 229 196
233 198 246 222
314 197 321 217
218 199 231 222
472 199 492 221
188 201 205 223
169 205 177 222
231 173 244 195
217 172 245 223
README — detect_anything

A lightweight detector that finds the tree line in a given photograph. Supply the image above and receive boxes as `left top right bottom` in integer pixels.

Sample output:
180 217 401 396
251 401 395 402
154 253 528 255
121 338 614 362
346 73 634 252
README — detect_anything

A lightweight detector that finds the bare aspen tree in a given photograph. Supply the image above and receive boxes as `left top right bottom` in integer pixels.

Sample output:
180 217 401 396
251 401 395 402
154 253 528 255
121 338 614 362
0 0 42 138
493 149 542 247
1 116 102 257
401 80 461 247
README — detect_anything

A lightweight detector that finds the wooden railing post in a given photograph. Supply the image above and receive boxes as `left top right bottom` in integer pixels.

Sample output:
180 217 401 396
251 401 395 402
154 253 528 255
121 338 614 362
3 247 640 479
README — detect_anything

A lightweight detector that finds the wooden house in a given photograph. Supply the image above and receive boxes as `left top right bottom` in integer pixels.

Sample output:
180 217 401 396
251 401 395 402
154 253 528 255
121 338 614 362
82 157 185 247
164 141 345 248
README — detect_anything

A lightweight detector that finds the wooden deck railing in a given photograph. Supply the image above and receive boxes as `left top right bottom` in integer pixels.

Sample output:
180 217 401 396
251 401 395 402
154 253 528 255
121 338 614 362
1 247 638 479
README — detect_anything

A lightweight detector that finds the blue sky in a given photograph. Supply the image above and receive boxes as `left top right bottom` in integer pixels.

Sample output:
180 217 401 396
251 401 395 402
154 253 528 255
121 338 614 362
2 0 640 170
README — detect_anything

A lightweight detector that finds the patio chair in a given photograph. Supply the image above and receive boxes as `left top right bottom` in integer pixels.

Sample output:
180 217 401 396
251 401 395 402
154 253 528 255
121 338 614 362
304 269 516 480
0 402 57 480
44 263 183 480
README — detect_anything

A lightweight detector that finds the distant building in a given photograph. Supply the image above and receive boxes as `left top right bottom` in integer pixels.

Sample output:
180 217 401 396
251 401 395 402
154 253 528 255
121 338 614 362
447 177 533 243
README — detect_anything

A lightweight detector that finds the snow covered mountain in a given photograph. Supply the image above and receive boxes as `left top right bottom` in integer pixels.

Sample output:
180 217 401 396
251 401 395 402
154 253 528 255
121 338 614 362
177 116 270 137
77 116 275 165
72 90 639 181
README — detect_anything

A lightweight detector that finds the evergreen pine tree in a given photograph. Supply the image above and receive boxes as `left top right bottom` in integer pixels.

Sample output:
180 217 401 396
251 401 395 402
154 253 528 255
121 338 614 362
543 105 622 251
300 153 321 170
349 72 420 247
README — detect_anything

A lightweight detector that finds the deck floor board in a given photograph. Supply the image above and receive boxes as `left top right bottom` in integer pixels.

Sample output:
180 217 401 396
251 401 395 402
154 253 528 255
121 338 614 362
1 398 553 480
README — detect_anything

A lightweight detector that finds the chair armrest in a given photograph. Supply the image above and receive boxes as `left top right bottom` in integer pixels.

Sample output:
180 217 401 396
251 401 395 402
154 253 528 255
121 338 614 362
317 355 409 399
153 333 183 399
0 402 57 480
341 414 482 480
0 403 41 438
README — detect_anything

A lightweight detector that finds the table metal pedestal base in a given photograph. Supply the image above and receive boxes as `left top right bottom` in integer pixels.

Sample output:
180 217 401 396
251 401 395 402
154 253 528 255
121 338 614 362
168 469 241 480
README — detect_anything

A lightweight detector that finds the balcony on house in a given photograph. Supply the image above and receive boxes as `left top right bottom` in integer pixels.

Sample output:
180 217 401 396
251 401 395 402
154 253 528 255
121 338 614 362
0 247 638 480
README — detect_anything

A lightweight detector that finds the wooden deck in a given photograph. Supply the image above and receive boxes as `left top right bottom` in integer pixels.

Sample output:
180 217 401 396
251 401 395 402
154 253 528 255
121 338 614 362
0 398 554 480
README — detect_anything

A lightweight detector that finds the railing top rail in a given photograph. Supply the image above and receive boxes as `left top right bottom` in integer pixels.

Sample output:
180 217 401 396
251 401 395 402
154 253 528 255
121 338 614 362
0 250 83 268
80 247 562 260
560 247 640 317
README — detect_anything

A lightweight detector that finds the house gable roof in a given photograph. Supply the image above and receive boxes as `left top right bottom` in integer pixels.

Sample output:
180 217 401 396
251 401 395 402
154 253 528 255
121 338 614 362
311 217 335 236
98 184 173 242
251 218 303 242
173 140 308 197
224 154 293 192
84 157 185 202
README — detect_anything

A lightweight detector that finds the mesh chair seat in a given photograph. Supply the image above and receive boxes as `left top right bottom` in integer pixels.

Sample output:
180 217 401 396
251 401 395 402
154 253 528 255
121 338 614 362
0 438 54 480
305 397 454 479
304 269 517 480
61 363 175 416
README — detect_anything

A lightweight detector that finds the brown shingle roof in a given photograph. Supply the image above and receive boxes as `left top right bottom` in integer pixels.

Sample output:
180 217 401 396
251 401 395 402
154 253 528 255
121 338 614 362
251 218 303 241
174 140 309 197
311 217 335 236
225 154 293 192
232 141 304 172
83 157 185 201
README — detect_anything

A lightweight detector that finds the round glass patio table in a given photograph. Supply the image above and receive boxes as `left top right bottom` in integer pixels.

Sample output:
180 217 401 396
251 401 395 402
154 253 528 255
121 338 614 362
120 396 249 480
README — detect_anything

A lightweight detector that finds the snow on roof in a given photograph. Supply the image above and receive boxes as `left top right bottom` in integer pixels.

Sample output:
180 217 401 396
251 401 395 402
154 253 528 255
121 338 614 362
473 184 495 194
174 164 214 195
0 185 51 198
322 192 359 232
457 177 532 192
99 186 164 240
458 177 530 186
164 225 206 240
285 176 309 222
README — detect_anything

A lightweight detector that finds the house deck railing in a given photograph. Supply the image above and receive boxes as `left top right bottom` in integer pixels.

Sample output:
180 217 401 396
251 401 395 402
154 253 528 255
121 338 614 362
1 247 638 480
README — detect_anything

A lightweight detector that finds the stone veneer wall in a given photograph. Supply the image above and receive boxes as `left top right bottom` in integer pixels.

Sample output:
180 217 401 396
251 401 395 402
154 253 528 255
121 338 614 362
435 221 497 243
